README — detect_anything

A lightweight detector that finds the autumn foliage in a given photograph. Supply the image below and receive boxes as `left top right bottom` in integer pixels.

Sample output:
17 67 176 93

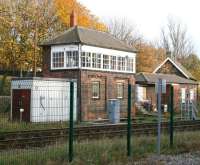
136 43 166 73
54 0 107 31
0 0 107 74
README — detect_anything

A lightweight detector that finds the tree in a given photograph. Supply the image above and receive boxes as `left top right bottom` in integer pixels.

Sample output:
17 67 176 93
181 54 200 80
54 0 107 31
106 18 143 47
136 42 166 73
0 0 107 76
160 16 194 60
0 0 64 75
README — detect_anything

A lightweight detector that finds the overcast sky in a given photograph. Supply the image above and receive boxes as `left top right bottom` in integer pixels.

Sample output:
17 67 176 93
79 0 200 56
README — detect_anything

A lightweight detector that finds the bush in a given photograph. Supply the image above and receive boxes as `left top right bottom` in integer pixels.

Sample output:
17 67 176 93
0 75 11 96
0 96 10 113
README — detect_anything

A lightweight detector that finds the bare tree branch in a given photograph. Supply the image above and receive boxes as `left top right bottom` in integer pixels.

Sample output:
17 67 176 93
160 16 194 60
105 18 143 48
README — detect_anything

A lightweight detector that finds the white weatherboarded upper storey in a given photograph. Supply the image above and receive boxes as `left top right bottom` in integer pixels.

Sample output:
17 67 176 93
51 44 136 73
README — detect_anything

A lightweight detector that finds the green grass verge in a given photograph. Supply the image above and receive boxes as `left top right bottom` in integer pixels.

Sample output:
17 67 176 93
0 110 197 132
0 113 92 133
0 131 200 165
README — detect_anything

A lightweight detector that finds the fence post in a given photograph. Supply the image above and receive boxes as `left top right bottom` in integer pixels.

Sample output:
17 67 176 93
69 81 74 162
127 84 132 157
169 84 174 147
157 79 162 155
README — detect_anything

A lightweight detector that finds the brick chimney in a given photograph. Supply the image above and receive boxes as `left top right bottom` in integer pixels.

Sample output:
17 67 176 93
70 10 77 27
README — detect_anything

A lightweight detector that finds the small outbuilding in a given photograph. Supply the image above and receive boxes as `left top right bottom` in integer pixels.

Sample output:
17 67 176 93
11 77 77 122
135 57 198 113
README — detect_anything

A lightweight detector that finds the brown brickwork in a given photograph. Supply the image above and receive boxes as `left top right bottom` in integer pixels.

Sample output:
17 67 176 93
42 46 135 121
156 60 186 78
145 84 198 112
80 70 135 120
152 60 198 111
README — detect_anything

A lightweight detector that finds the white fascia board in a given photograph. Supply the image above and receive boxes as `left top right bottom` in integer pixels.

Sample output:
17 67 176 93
153 58 169 73
81 45 136 58
153 57 189 79
51 45 79 52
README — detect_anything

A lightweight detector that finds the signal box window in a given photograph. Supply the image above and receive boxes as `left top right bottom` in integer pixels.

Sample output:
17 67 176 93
92 82 100 99
117 82 124 99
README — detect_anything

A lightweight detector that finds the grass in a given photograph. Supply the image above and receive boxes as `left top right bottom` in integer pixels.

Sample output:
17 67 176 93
0 101 198 133
0 131 200 165
134 111 183 124
0 113 92 133
0 110 197 133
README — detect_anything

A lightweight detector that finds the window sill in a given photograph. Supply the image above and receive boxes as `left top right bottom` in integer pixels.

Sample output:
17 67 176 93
92 97 100 100
117 97 123 99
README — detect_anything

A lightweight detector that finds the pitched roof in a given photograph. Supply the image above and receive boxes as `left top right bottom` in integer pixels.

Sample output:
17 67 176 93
40 26 137 53
153 57 195 80
135 73 198 85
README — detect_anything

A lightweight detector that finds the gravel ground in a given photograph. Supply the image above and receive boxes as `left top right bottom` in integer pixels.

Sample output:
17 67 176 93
134 151 200 165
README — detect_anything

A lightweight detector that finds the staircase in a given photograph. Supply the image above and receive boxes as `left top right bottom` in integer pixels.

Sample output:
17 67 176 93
181 101 198 120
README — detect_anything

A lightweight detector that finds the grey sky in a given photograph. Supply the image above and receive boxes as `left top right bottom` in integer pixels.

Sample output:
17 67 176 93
79 0 200 56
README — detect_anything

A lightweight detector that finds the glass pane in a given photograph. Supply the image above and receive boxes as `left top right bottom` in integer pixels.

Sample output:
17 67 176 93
117 83 123 98
81 52 86 67
66 51 78 67
86 52 91 67
52 51 64 68
103 55 109 69
92 82 100 98
111 56 116 70
127 57 133 71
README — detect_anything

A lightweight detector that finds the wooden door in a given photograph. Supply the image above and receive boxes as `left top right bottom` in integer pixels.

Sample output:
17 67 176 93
12 89 31 122
161 85 170 105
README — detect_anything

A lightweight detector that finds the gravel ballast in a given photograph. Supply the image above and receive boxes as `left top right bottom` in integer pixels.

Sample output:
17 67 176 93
134 151 200 165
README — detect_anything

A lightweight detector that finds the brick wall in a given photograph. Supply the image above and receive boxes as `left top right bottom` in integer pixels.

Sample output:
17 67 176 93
80 70 135 121
42 46 136 121
145 84 198 112
156 60 186 78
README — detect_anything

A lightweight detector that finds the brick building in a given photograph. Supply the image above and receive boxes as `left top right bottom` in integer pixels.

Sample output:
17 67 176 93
40 20 137 121
135 57 198 113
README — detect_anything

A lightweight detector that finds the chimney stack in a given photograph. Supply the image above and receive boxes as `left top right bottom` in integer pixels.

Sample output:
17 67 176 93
70 10 77 27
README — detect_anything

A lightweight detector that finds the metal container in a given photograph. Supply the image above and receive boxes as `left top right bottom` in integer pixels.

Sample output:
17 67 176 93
107 99 120 124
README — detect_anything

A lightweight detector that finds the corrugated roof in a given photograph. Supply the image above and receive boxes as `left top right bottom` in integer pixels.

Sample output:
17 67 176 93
135 73 198 85
40 26 137 53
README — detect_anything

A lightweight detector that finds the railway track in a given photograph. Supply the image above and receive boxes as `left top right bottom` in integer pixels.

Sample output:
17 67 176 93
0 120 200 150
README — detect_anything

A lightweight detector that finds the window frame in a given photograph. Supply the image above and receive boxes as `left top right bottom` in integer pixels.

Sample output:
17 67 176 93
52 51 65 69
81 52 86 67
66 51 79 68
103 54 110 69
92 53 101 69
181 88 186 103
110 56 117 70
116 82 124 99
127 57 134 72
91 81 100 99
51 50 79 70
118 57 126 71
51 45 136 73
